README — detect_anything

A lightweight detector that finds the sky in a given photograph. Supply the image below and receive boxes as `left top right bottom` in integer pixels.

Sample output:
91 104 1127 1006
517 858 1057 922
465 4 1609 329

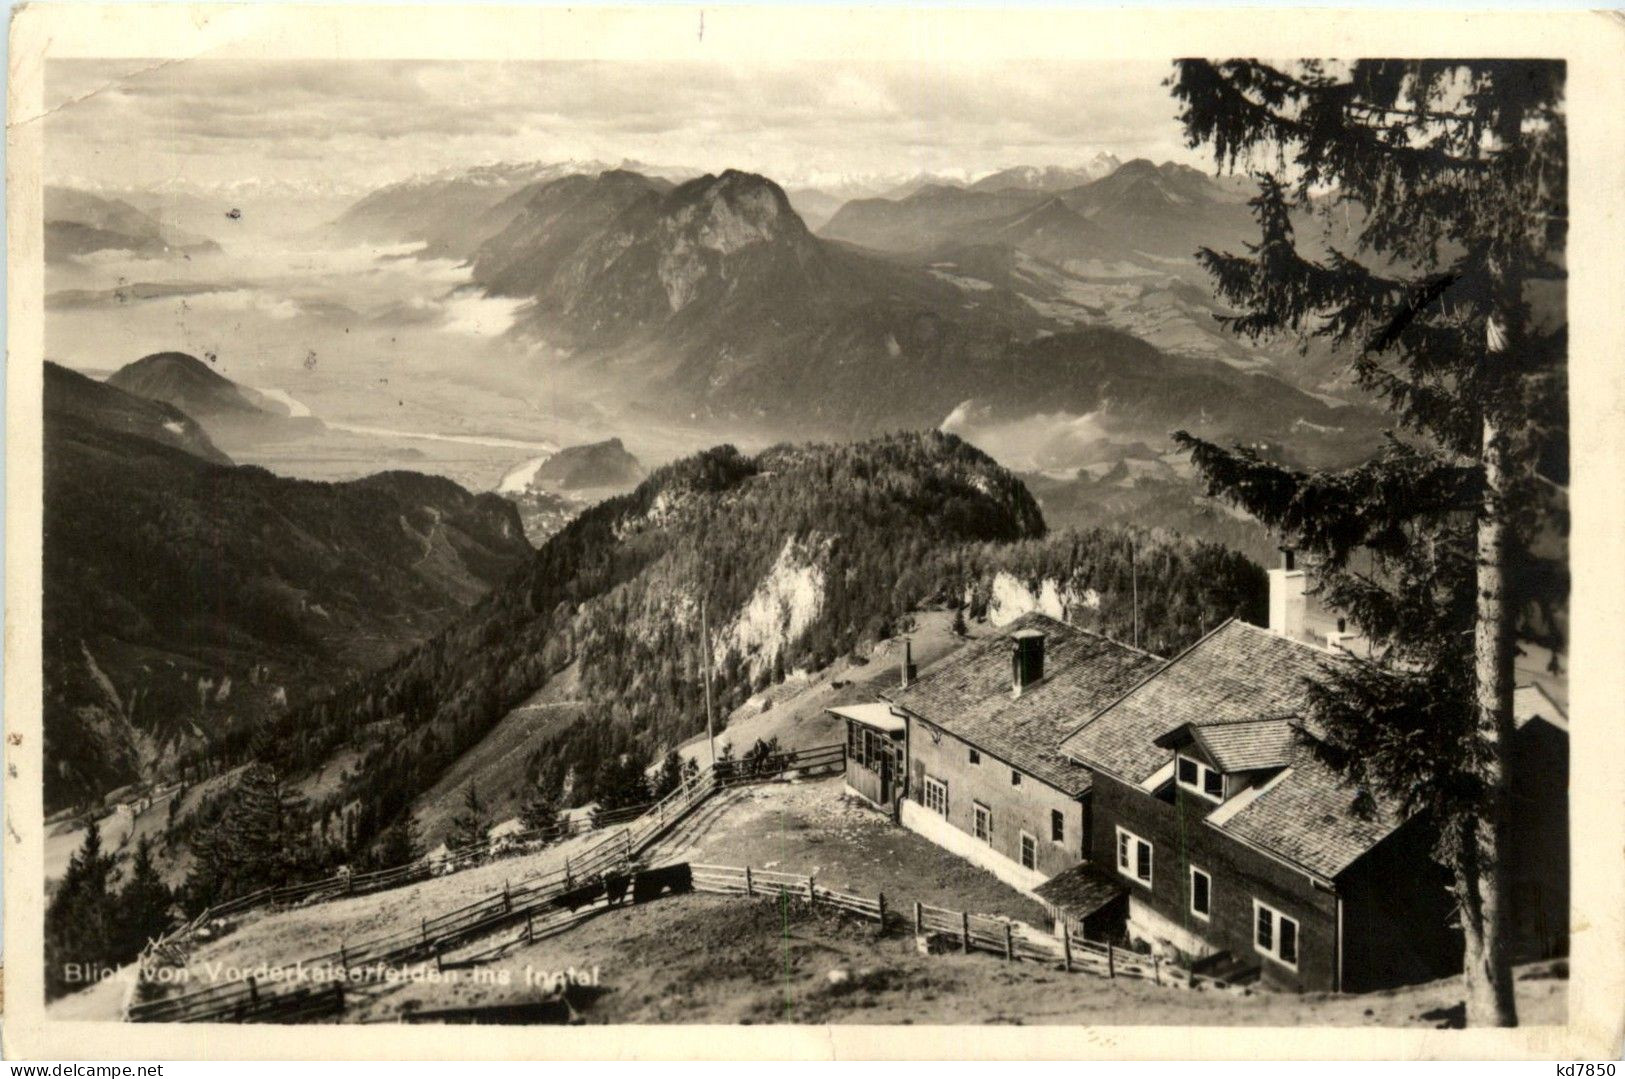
44 58 1209 195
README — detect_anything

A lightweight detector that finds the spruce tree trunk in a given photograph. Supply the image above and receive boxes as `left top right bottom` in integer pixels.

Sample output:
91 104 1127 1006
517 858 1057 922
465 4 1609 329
1465 414 1519 1027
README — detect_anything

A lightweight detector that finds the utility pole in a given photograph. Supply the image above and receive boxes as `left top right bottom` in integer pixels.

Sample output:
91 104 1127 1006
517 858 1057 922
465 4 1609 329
1130 537 1140 650
701 595 717 767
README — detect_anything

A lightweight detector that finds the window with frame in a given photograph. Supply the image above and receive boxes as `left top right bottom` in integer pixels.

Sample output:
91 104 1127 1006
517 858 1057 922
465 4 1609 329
968 748 980 765
1020 832 1037 870
1050 809 1065 844
1115 826 1153 886
1176 754 1225 803
923 775 949 818
973 801 992 843
1011 769 1022 787
1190 866 1212 920
1254 900 1299 968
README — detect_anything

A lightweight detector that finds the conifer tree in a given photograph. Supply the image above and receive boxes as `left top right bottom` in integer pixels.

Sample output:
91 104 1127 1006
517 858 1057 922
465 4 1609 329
115 835 174 960
184 762 311 907
371 811 423 868
650 750 685 801
1168 59 1566 1026
44 822 118 999
447 782 489 851
518 788 561 834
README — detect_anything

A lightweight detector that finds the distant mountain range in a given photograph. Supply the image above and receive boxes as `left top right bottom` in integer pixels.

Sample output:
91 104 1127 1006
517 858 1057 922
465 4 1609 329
331 158 702 259
45 187 221 262
450 165 1378 464
821 158 1256 264
43 360 534 813
968 155 1123 193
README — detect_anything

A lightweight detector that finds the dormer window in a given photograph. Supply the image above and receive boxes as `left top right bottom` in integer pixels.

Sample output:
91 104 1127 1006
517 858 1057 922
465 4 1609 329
1176 753 1225 803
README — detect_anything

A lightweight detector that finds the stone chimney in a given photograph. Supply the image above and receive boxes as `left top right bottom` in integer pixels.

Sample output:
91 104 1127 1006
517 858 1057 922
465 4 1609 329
1268 546 1308 642
900 637 917 689
1011 630 1046 697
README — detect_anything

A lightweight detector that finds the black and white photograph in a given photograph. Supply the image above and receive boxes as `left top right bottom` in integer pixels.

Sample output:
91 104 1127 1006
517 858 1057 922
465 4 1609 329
5 3 1621 1061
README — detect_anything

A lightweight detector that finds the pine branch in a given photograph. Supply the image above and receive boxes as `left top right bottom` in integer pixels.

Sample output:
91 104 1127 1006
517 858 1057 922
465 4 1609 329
1173 432 1481 566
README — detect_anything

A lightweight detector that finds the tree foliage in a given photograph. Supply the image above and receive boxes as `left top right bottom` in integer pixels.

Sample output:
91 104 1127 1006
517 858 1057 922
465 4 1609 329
1169 59 1566 1026
183 763 320 909
447 782 489 851
45 825 175 1000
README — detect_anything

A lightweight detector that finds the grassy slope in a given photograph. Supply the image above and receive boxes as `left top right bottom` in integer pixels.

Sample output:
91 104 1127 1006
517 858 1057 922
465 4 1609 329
53 773 1566 1028
355 894 1566 1027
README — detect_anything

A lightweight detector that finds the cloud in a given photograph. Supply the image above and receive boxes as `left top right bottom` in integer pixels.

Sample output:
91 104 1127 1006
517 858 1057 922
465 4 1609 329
45 58 1203 194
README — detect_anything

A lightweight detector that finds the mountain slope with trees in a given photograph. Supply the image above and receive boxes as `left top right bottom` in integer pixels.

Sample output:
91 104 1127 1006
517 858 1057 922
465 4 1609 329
43 366 534 813
245 431 1264 859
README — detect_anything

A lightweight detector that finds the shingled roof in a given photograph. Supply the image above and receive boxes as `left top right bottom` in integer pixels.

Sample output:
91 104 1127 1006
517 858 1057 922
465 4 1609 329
1033 861 1126 918
1059 618 1407 880
1156 717 1299 773
886 612 1161 795
1206 745 1404 879
1061 618 1346 785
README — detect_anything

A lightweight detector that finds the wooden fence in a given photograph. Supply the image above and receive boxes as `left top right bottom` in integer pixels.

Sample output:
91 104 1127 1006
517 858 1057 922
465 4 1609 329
692 861 1207 990
913 901 1179 983
123 977 345 1024
691 864 887 923
128 744 845 1023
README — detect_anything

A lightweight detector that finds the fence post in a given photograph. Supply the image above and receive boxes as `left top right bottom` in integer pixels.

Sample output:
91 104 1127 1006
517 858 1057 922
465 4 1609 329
745 866 754 897
806 873 816 906
877 891 886 928
421 918 428 947
247 975 259 1008
913 901 923 937
1004 923 1014 961
1107 941 1115 979
339 944 349 973
565 857 573 887
526 911 535 945
1062 923 1073 973
961 911 972 954
1153 954 1162 986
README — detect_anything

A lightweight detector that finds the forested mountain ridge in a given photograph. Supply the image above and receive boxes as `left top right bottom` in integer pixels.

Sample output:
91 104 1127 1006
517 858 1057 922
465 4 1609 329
248 431 1264 855
43 367 535 813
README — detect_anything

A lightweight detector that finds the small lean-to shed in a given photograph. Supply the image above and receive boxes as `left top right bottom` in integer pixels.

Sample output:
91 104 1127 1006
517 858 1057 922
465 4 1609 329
830 703 905 809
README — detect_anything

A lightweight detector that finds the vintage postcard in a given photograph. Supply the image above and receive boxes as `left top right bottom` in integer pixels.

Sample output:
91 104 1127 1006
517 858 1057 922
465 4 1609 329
5 3 1623 1061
